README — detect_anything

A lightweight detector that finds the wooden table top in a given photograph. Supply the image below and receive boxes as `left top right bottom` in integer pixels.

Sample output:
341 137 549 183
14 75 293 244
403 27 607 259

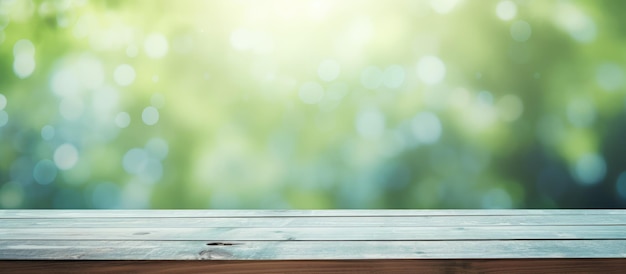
1 209 626 260
1 209 625 273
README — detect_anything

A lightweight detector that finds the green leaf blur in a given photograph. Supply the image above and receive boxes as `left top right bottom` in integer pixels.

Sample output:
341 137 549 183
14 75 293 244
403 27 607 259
1 0 626 209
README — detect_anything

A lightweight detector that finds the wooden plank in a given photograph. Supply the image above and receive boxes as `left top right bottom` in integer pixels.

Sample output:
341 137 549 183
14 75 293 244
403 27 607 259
0 226 625 241
2 210 625 271
1 240 626 260
1 215 625 228
2 259 626 274
1 209 625 218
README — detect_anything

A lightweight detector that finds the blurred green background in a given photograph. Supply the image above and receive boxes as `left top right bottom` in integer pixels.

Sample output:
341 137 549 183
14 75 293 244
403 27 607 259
1 0 626 209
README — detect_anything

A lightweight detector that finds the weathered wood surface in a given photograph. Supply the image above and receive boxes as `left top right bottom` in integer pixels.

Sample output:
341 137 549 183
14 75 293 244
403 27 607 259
2 214 626 228
2 226 626 241
2 240 626 259
1 210 625 273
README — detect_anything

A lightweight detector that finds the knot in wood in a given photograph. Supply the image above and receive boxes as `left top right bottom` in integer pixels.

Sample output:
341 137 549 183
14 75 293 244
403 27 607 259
198 249 233 260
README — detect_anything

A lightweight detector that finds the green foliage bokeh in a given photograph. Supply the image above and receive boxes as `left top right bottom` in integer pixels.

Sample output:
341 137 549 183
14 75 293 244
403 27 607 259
1 0 626 209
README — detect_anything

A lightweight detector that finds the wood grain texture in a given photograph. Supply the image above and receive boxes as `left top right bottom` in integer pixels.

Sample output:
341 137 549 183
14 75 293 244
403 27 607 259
2 214 625 228
2 240 626 260
1 209 625 273
1 225 625 241
2 259 626 274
